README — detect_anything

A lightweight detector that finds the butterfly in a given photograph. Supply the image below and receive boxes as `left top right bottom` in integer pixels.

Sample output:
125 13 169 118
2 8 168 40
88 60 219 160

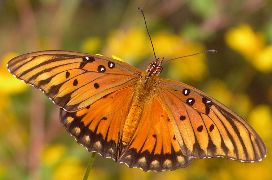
7 50 266 172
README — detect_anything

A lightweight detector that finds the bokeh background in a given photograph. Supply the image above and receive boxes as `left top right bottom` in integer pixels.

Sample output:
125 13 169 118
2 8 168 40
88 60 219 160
0 0 272 179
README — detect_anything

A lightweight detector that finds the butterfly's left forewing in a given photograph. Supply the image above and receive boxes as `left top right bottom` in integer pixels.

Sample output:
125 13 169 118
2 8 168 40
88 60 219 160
158 78 266 162
8 50 140 111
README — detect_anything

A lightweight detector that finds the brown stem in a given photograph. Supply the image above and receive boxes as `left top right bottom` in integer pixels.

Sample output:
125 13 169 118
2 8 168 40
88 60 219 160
28 90 45 179
44 108 61 143
15 0 38 49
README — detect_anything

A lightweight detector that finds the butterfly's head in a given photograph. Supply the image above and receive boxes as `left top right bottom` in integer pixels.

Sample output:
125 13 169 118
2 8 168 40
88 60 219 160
146 58 163 76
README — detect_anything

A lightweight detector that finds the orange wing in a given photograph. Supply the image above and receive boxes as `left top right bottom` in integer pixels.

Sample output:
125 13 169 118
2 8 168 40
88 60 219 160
60 86 135 160
7 50 140 111
158 78 266 162
61 88 191 171
118 94 192 171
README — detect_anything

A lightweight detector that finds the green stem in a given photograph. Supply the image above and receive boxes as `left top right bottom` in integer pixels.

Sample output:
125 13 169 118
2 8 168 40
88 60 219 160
83 153 96 180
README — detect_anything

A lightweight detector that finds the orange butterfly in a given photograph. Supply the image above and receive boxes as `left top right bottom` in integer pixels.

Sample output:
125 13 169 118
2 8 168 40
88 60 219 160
7 49 267 171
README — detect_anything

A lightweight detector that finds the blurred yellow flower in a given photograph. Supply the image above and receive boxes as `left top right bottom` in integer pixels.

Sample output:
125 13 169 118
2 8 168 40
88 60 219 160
254 46 272 72
168 55 207 82
225 25 272 73
210 168 232 180
81 37 101 53
0 164 6 177
205 80 232 107
232 94 252 117
0 53 28 95
205 82 252 116
121 167 150 180
153 31 184 57
42 144 66 166
153 31 206 81
248 105 272 140
104 27 149 64
225 24 264 60
231 161 270 180
53 157 85 180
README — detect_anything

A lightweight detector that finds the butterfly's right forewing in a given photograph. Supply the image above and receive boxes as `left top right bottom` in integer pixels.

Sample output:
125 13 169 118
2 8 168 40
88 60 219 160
158 78 266 162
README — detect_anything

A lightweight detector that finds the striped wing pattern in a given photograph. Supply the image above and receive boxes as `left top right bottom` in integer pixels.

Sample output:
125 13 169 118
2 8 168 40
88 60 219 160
7 50 140 111
159 78 266 162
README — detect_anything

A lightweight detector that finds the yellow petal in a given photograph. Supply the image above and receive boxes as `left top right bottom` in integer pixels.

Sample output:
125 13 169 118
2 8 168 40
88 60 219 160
81 37 101 53
53 157 84 180
104 27 149 64
248 105 272 139
0 52 28 95
254 46 272 72
225 24 264 60
42 144 66 166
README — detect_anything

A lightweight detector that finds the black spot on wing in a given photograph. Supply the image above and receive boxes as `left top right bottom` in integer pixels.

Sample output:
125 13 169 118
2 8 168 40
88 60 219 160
180 115 186 121
182 89 190 96
186 98 195 106
94 83 100 89
108 61 115 68
197 125 204 132
66 71 70 78
80 56 95 68
97 65 106 73
73 79 78 86
209 124 215 132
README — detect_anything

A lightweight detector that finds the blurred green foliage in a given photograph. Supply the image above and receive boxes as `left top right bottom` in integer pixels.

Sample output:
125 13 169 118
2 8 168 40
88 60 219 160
0 0 272 179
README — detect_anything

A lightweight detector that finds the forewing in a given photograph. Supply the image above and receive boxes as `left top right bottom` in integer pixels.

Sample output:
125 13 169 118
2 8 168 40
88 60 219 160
158 78 266 162
60 86 135 160
7 50 140 111
119 95 192 172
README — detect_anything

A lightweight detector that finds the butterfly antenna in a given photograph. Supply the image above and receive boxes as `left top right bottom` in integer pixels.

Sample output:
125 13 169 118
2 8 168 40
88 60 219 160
164 49 217 63
138 7 157 60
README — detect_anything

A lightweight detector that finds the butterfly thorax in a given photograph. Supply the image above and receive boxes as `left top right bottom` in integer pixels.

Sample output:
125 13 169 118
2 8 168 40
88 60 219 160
121 72 160 147
146 59 163 76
